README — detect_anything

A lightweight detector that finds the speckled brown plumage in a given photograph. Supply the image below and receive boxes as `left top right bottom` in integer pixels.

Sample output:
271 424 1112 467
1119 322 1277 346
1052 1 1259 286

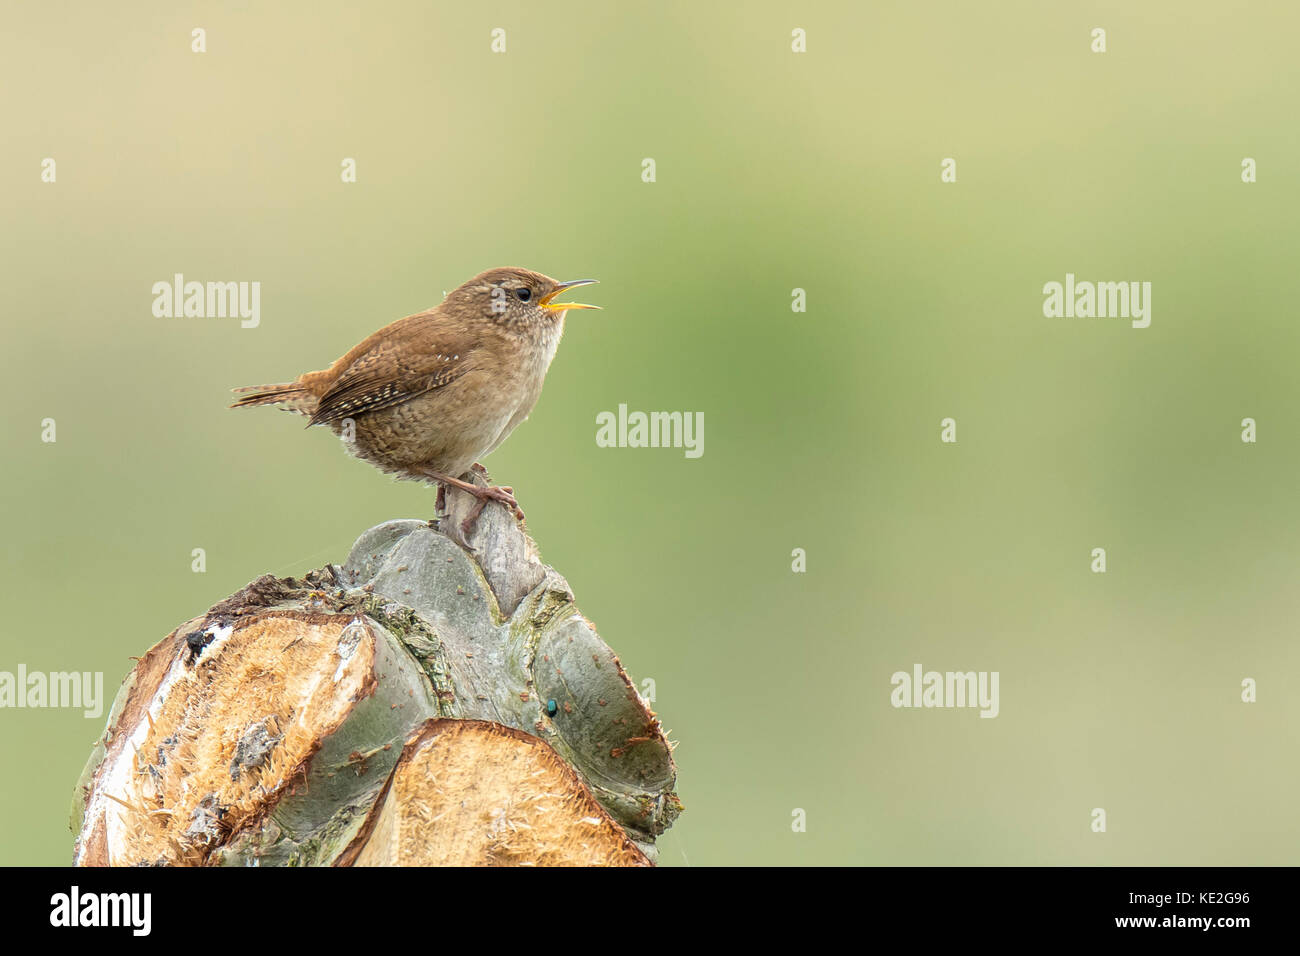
231 267 598 534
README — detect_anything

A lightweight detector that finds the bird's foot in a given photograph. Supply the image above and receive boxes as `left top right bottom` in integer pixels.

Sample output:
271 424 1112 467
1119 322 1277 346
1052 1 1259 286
459 484 524 537
422 469 524 537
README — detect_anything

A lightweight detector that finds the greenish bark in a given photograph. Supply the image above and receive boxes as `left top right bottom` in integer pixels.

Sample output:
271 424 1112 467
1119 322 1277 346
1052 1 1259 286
72 490 681 866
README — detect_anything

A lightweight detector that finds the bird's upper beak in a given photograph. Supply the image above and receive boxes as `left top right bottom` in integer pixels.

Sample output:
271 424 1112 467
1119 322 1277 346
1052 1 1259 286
540 278 600 311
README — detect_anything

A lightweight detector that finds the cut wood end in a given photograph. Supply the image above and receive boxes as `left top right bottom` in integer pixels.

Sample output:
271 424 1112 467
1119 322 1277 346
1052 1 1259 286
76 613 378 866
348 719 653 867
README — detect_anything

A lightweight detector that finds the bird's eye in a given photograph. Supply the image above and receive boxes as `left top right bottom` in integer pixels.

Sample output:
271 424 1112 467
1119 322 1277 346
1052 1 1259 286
514 287 531 302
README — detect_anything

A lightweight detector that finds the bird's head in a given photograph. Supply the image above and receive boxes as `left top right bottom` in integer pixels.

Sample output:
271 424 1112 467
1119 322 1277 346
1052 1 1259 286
450 267 599 330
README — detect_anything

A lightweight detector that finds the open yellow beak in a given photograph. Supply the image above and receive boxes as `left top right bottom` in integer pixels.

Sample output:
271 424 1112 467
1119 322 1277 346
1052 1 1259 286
540 278 600 311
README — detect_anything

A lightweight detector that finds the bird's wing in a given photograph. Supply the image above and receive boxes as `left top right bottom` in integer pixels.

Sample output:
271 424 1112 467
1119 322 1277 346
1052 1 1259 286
307 314 476 426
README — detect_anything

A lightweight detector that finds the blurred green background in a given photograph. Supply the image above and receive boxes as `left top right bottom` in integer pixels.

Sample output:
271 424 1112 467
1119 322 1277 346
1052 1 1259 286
3 0 1299 865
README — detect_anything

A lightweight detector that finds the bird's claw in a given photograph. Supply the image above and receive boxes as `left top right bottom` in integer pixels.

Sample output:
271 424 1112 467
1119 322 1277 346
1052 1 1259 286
459 484 525 537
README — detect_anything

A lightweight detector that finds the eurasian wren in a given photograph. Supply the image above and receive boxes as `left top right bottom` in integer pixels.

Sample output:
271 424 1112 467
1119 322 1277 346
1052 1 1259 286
231 267 599 535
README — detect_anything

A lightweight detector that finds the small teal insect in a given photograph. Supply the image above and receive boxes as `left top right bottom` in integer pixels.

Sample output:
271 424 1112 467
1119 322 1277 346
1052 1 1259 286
546 699 558 717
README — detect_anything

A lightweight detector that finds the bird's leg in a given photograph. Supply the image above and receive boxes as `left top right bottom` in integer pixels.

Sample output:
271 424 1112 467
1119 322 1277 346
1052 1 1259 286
435 483 446 516
421 469 524 537
464 463 499 528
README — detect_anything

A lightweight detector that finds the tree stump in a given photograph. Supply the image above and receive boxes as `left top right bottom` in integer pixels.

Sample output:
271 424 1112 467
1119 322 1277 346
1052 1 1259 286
71 485 682 866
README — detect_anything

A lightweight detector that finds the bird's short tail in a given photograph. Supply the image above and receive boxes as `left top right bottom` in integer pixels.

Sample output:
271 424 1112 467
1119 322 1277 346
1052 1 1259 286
230 382 318 417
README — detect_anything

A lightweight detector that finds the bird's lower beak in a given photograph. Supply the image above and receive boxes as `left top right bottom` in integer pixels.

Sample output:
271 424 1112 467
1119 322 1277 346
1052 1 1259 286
541 278 600 311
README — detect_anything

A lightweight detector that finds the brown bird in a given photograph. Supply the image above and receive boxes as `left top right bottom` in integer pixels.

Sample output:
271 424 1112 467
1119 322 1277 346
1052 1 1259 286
231 267 599 535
